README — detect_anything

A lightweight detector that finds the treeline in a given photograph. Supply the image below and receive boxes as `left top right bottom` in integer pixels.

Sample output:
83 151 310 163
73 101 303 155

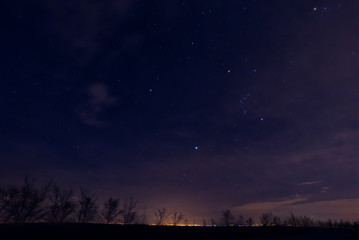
0 178 357 229
0 178 140 224
219 209 357 229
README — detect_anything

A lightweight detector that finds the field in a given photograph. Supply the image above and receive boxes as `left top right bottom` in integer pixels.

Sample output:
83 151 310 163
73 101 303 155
0 224 357 240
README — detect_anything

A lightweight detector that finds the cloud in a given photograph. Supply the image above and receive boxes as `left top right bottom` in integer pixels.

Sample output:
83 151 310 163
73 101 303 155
30 0 135 65
297 180 322 186
78 83 118 126
88 83 117 106
233 198 359 221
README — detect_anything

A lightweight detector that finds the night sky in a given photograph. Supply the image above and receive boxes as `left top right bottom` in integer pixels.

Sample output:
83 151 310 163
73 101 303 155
1 0 358 223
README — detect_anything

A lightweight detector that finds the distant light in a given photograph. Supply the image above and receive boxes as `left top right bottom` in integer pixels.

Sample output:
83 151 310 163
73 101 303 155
260 118 264 121
191 41 195 45
194 146 199 150
227 69 231 73
313 7 317 11
149 89 153 92
253 69 257 73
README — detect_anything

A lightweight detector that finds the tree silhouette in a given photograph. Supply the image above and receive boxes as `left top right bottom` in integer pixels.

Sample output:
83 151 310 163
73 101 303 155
0 177 51 223
120 196 138 225
300 215 314 227
172 210 184 226
246 217 254 226
202 217 207 226
0 187 11 222
272 215 281 226
288 212 299 226
154 208 171 225
222 209 234 226
46 184 76 223
101 197 121 224
237 215 244 226
1 177 357 228
76 189 98 223
0 186 15 222
260 212 273 226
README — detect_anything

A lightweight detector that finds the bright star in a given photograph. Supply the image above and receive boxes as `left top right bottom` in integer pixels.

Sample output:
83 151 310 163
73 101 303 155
194 146 199 150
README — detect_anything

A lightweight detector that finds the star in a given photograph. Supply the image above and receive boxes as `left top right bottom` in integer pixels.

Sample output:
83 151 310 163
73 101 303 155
194 146 199 150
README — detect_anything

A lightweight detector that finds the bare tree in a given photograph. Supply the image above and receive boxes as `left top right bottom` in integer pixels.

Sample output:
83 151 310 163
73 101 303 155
237 215 244 226
46 184 76 223
287 212 299 226
101 197 121 224
246 217 254 226
121 196 138 225
154 208 171 225
76 189 98 223
202 217 207 226
222 209 234 226
300 215 314 227
172 210 184 226
0 187 10 222
260 212 273 226
1 177 51 223
272 215 281 226
236 215 244 226
326 219 333 228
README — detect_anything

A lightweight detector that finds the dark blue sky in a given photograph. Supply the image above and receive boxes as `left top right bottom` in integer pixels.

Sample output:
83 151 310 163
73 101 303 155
0 0 358 222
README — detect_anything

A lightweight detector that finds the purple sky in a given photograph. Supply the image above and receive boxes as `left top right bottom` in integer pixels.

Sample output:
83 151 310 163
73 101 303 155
1 0 358 223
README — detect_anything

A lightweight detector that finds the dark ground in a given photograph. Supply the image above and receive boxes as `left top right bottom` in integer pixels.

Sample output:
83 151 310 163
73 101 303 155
0 224 357 240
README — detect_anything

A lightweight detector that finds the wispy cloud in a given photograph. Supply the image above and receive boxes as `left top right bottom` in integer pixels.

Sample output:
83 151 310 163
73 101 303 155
298 180 323 186
78 83 118 126
233 198 359 221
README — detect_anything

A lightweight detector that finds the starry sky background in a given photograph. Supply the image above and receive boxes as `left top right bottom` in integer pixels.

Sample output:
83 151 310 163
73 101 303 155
1 0 358 223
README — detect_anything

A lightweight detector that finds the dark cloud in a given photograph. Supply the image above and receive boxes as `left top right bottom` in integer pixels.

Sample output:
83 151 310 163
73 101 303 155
78 83 118 126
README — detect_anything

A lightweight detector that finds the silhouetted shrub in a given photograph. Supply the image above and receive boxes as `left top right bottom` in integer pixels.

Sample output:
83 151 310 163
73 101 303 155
76 189 98 223
154 208 171 225
101 197 121 224
46 184 76 223
222 209 235 226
